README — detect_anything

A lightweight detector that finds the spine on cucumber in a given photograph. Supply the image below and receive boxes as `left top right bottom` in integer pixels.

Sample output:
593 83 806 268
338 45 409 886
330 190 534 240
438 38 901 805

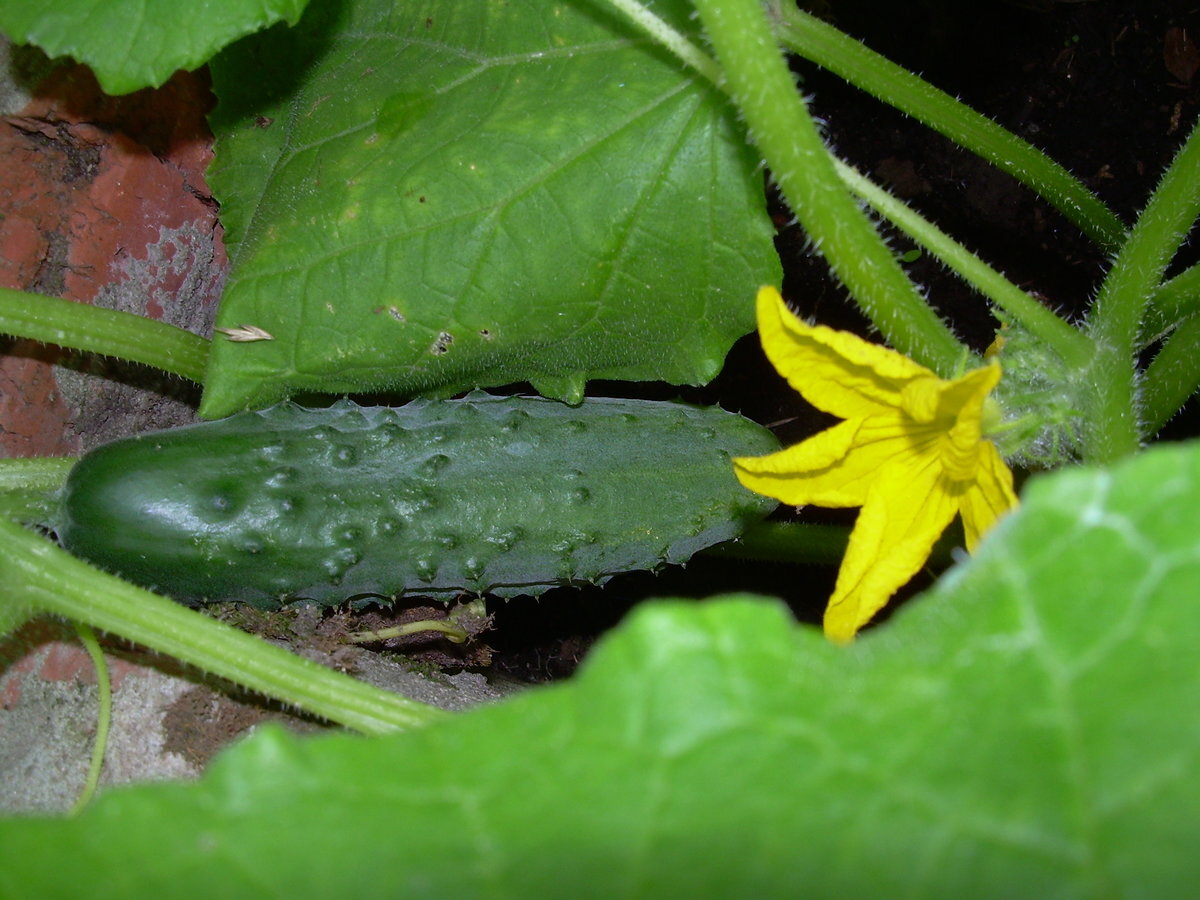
57 395 779 607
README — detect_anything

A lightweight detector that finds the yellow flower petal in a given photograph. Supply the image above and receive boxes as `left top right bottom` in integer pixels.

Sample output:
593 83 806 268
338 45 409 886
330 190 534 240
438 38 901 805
734 419 861 506
957 443 1018 552
823 469 959 643
756 286 931 419
735 403 951 509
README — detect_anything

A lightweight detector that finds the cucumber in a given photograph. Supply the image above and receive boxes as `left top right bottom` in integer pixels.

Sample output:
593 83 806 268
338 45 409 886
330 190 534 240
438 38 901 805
57 395 779 607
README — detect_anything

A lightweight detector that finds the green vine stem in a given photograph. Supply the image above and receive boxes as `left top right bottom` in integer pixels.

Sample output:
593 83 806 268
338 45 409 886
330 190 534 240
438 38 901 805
1083 116 1200 462
604 0 722 82
1141 312 1200 438
0 457 74 522
704 521 848 565
0 288 210 384
1143 262 1200 347
690 0 965 376
832 160 1093 370
68 622 111 816
0 518 447 735
770 3 1126 253
705 519 956 568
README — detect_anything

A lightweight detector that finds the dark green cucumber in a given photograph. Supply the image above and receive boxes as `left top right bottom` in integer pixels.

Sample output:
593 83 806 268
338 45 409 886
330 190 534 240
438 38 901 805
57 395 779 607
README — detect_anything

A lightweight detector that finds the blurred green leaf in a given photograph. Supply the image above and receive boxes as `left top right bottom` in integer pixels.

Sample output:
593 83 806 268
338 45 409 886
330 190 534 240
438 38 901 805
0 0 308 94
199 0 777 417
3 441 1198 895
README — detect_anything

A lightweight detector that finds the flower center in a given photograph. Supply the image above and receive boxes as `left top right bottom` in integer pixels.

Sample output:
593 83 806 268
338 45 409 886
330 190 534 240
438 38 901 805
900 377 988 483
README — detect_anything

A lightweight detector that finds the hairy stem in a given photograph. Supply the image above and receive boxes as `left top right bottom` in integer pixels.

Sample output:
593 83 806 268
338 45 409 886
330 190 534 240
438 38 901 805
604 0 721 82
1142 261 1200 347
772 4 1125 253
0 518 446 734
691 0 964 375
0 288 210 383
1141 313 1200 438
834 160 1092 369
1084 117 1200 462
0 457 75 523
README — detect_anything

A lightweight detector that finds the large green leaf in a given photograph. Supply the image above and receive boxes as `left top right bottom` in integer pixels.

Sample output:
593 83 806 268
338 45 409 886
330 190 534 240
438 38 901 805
0 0 308 94
199 0 777 417
4 442 1198 895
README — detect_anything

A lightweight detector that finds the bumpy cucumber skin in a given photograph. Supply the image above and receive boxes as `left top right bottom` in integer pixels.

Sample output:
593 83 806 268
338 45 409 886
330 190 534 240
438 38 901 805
58 395 779 607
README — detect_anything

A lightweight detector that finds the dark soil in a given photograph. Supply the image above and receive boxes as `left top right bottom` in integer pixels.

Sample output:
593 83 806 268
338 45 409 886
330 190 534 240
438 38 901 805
488 0 1200 680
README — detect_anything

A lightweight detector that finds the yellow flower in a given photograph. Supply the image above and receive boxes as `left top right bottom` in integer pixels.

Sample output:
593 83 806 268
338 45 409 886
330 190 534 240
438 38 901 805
734 286 1018 643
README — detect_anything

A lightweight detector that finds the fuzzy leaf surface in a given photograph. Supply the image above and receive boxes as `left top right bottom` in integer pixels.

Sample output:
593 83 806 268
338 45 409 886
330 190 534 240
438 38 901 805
199 0 777 416
3 443 1198 895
